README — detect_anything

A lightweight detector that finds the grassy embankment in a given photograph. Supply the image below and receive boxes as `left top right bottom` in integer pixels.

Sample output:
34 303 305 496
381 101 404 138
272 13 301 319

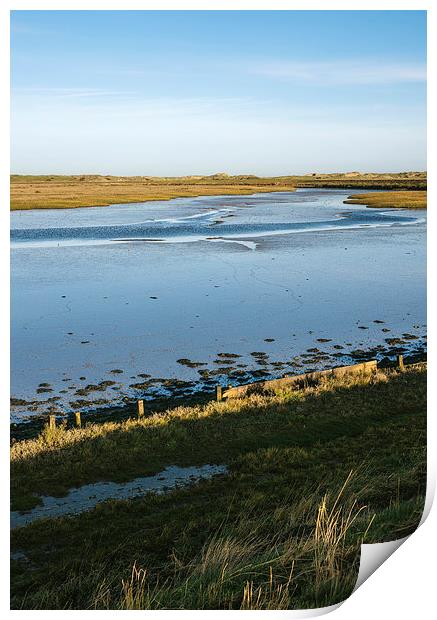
344 190 427 210
10 172 426 210
11 365 426 609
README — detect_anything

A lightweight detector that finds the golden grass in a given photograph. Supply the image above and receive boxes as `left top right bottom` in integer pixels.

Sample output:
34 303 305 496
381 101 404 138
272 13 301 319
10 175 296 210
10 173 426 210
115 472 366 610
344 190 427 209
9 368 395 465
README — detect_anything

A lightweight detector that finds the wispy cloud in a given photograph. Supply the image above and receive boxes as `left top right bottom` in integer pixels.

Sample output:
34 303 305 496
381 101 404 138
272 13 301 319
96 96 261 119
12 89 262 119
252 60 426 85
13 87 137 99
11 87 425 135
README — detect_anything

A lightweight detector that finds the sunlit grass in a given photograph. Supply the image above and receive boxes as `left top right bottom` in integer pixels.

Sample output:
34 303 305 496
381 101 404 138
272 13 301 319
10 173 426 210
344 190 427 209
117 475 367 610
10 174 297 210
11 366 422 508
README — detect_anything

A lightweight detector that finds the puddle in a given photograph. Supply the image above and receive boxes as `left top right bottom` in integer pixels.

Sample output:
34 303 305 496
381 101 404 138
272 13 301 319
11 464 227 529
10 550 30 562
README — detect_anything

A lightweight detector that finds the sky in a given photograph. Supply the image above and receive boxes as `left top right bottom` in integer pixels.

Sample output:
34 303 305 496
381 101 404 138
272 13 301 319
10 10 427 176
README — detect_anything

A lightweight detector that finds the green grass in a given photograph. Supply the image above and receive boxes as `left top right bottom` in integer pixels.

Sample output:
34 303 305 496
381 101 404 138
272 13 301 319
344 190 427 209
11 366 426 609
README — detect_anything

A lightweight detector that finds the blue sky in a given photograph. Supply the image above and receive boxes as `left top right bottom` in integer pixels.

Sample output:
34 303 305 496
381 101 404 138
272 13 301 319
11 10 426 175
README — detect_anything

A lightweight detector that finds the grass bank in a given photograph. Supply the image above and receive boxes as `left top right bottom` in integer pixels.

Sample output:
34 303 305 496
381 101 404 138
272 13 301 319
344 190 427 209
10 174 296 210
10 172 426 210
11 365 426 609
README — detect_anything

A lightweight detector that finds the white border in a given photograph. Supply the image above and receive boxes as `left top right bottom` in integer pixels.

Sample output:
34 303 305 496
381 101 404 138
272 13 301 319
2 2 434 618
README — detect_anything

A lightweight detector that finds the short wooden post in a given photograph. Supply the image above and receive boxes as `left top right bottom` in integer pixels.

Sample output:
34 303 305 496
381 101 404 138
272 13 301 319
49 414 56 430
397 355 405 371
137 399 144 417
74 411 81 428
216 385 222 402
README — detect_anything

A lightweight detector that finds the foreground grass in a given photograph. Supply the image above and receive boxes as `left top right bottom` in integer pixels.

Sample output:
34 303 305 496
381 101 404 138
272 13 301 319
344 190 427 210
11 366 426 609
10 172 426 210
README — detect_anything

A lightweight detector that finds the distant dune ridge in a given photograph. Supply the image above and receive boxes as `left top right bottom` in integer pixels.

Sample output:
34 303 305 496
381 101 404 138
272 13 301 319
305 171 426 179
10 172 426 210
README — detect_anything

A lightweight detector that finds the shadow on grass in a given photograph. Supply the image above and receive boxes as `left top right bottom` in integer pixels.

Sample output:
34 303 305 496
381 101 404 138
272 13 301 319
11 368 426 609
11 369 426 507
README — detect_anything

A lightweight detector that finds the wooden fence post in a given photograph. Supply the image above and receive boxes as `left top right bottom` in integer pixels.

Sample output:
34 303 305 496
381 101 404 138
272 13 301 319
74 411 82 428
216 386 222 402
397 355 405 371
137 400 144 417
49 414 56 430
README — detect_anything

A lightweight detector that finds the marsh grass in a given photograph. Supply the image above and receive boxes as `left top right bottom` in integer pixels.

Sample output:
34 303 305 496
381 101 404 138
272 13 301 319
119 473 369 610
10 174 297 210
11 366 426 609
10 173 426 210
344 190 427 209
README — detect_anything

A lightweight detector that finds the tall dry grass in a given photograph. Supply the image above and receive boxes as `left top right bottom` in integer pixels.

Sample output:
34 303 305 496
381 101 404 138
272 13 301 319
109 472 371 610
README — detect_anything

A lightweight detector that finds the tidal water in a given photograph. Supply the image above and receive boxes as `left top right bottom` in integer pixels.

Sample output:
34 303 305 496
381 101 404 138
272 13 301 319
10 189 426 421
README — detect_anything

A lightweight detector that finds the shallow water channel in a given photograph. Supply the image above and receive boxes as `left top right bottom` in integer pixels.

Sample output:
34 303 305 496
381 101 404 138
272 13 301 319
11 188 426 421
11 464 228 529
